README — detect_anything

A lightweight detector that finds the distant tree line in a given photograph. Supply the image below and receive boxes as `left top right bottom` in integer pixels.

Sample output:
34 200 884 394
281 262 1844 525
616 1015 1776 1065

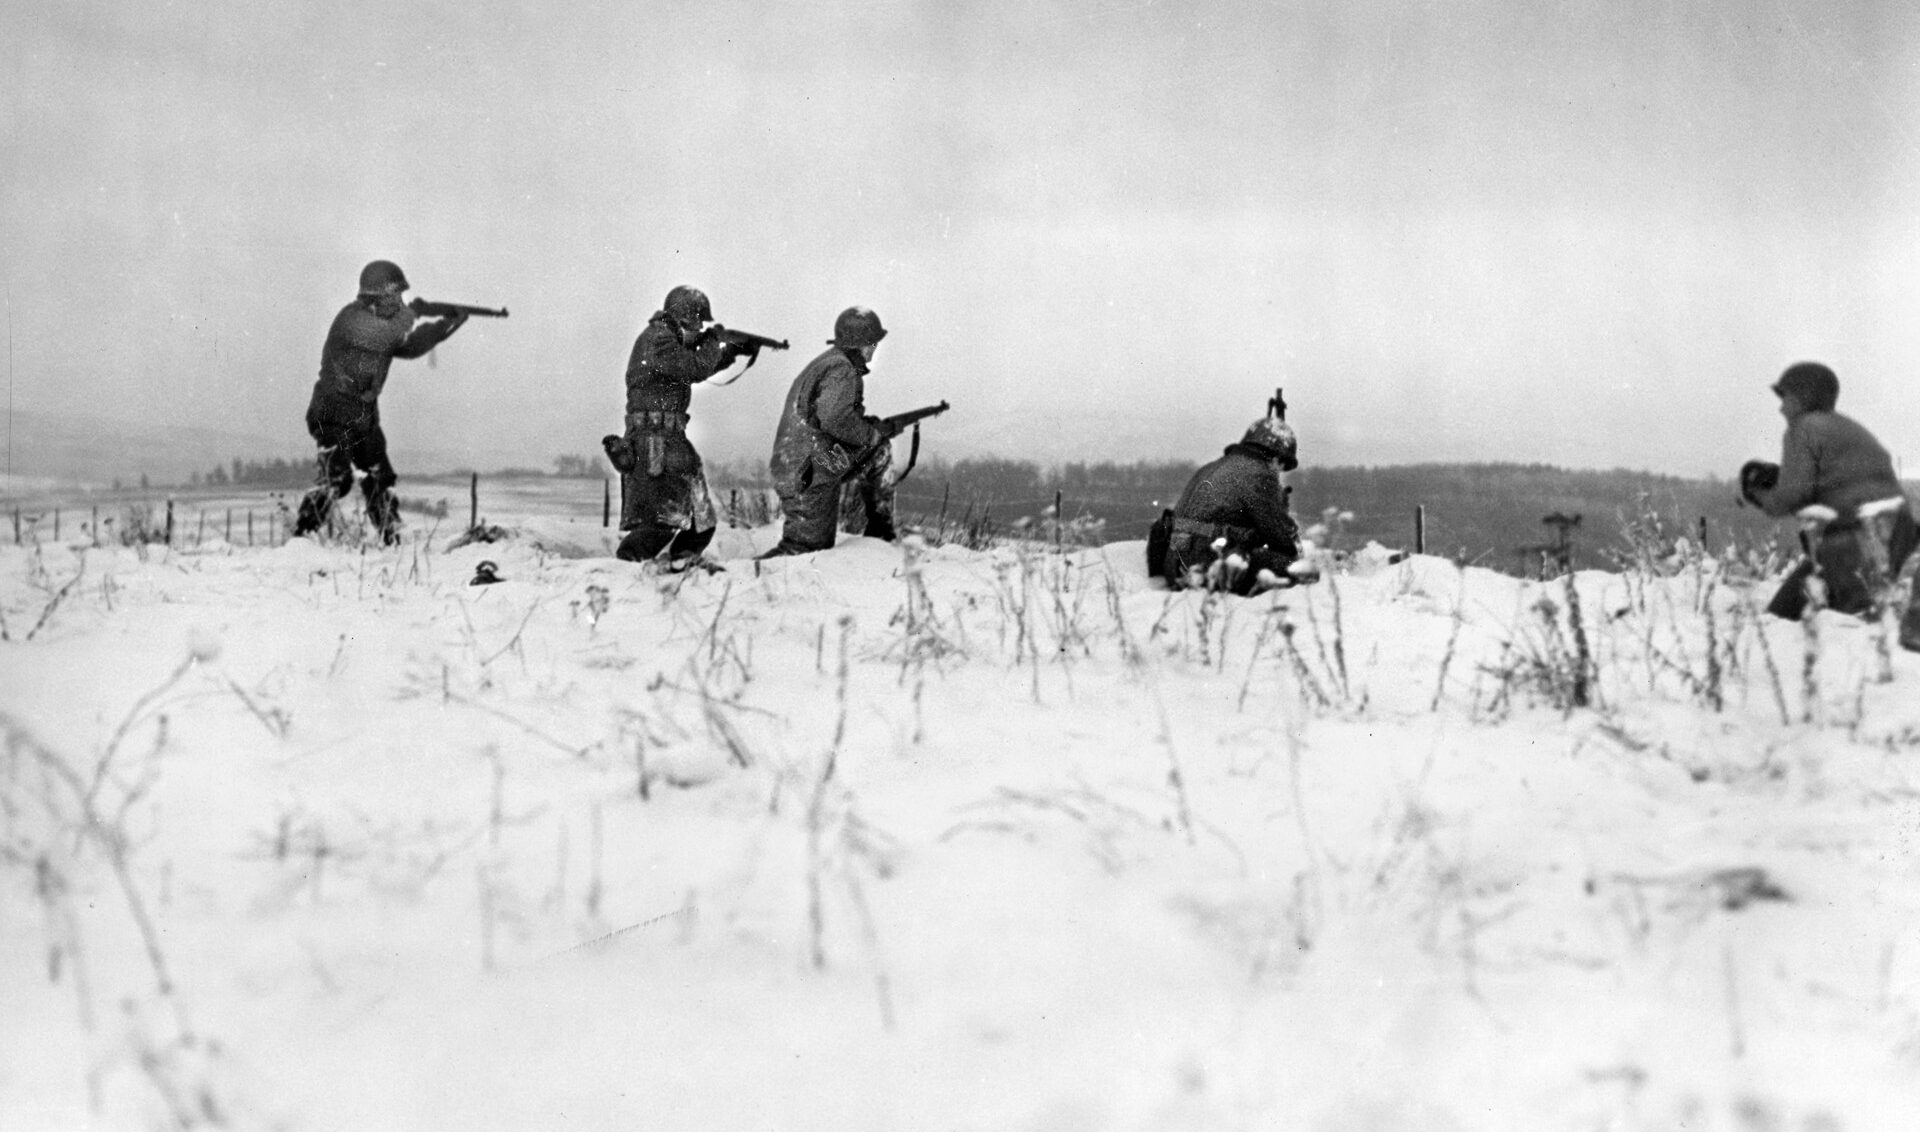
191 457 312 488
870 457 1799 576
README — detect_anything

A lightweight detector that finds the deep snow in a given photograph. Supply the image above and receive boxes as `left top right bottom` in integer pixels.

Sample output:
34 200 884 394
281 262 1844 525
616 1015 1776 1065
4 509 1920 1131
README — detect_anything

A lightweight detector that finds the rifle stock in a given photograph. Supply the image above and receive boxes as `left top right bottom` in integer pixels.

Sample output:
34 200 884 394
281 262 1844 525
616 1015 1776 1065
410 298 509 319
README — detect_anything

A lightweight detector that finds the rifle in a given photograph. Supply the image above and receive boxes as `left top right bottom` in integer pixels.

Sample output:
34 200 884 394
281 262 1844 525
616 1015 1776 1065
708 325 789 353
703 325 790 384
409 298 510 319
879 400 950 436
862 400 950 485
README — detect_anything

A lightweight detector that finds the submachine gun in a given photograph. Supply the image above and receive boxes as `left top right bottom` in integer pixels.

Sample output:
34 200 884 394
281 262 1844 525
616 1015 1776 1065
409 298 510 319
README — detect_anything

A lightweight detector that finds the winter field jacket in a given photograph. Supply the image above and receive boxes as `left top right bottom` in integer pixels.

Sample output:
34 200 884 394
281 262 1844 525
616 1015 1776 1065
308 299 453 421
1171 443 1298 551
769 347 883 488
624 315 738 419
1758 410 1908 525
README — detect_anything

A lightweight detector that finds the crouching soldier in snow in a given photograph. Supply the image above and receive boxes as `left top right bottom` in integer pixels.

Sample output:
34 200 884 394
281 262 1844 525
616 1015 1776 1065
1152 414 1308 595
761 306 900 557
614 285 752 568
295 260 468 545
1744 362 1919 647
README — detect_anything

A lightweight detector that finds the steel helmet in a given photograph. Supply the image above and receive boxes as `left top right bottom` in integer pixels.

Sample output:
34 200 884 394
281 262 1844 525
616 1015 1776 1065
830 306 887 349
662 285 713 330
1771 361 1839 412
1241 417 1298 470
358 260 410 296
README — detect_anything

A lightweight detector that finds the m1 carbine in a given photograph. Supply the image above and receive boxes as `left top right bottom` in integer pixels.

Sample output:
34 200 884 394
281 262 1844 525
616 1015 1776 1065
708 325 789 353
409 298 510 319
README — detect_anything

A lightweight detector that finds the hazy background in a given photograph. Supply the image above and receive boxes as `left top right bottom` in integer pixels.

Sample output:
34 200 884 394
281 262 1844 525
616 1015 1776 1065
4 0 1917 485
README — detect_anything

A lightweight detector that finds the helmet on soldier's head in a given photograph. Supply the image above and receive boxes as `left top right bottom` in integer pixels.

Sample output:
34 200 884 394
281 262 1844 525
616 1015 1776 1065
1241 417 1298 470
662 286 713 330
1771 361 1839 412
831 306 887 349
358 260 409 296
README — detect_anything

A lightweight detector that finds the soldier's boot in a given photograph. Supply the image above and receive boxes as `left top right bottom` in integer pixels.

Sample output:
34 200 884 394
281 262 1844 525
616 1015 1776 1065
858 485 897 543
293 487 337 538
364 485 403 546
617 525 675 563
664 525 717 568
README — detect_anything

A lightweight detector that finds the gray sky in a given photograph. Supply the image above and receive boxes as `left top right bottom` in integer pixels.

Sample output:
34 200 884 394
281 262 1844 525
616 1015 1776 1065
4 0 1917 478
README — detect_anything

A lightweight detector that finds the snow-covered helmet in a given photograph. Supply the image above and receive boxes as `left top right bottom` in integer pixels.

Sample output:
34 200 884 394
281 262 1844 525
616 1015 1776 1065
662 285 713 331
831 306 887 349
1241 417 1298 470
358 260 409 296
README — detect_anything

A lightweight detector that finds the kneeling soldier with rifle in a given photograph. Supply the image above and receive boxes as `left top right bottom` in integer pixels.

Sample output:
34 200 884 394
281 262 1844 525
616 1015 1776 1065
610 285 782 568
762 306 945 557
1152 390 1308 595
294 259 499 545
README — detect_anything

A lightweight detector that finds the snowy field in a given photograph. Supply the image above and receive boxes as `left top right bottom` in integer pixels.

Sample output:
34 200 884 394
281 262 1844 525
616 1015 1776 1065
5 504 1920 1131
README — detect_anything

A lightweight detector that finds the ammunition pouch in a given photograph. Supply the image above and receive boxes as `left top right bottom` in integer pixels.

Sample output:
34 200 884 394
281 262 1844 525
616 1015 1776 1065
601 434 636 474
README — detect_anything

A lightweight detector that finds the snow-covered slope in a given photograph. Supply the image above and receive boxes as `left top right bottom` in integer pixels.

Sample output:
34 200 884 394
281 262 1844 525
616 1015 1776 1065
4 518 1919 1130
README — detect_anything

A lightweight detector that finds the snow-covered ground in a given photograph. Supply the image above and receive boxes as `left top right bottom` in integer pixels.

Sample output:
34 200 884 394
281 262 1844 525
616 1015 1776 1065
4 510 1920 1130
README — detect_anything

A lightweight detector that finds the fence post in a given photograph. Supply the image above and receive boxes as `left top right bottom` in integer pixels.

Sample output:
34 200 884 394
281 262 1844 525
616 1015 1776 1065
469 472 479 530
226 509 233 543
92 505 100 548
603 479 611 528
11 507 17 545
165 499 175 546
54 509 61 542
247 510 254 546
1415 505 1426 555
196 511 206 546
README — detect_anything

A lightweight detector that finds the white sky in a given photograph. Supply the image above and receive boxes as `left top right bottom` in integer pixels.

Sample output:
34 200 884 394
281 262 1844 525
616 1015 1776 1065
4 0 1917 477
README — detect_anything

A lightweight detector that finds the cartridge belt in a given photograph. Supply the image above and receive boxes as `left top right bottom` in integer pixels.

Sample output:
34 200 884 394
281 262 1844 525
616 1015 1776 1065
626 410 689 433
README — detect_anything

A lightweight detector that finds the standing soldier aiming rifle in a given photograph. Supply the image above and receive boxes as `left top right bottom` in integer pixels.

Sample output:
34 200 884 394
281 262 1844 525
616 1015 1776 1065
609 285 781 567
294 259 497 545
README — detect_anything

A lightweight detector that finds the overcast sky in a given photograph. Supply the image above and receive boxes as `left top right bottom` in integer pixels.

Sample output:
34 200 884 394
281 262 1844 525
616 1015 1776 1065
4 0 1916 478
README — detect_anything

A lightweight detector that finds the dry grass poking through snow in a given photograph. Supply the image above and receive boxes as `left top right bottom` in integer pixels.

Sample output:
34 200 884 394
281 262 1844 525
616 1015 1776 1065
2 514 1919 1130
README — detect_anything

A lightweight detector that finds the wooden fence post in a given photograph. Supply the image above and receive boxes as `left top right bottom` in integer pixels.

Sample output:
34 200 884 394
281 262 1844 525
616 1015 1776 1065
247 510 254 546
1415 505 1426 555
226 509 233 543
165 499 175 546
469 472 479 530
53 509 60 542
92 505 100 548
603 479 611 528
